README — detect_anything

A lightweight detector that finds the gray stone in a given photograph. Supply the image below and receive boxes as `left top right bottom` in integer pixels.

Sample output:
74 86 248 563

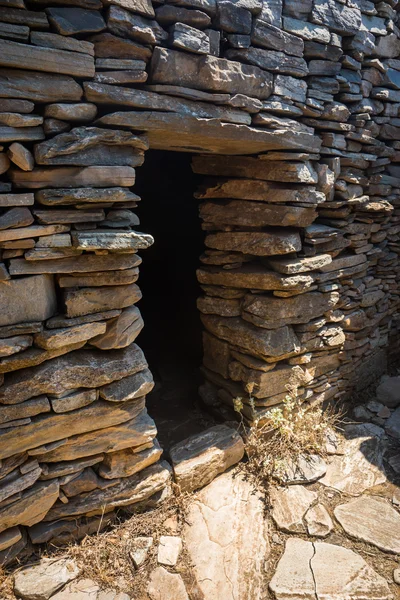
251 19 303 57
170 22 210 54
46 7 106 35
386 407 400 439
376 376 400 408
311 0 361 35
184 470 269 600
108 6 167 45
13 558 80 600
99 368 153 402
225 47 308 77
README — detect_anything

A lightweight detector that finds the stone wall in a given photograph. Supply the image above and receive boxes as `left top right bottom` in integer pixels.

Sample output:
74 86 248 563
0 0 399 562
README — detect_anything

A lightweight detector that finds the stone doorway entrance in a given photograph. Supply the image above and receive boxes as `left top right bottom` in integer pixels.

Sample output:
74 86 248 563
134 150 212 450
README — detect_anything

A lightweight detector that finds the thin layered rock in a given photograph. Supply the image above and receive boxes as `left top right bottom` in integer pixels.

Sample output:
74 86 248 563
0 0 398 564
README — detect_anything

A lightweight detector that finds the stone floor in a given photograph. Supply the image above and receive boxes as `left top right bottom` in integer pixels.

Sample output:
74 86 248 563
6 374 400 600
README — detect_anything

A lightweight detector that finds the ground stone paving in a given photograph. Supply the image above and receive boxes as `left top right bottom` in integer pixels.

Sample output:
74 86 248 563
10 375 400 600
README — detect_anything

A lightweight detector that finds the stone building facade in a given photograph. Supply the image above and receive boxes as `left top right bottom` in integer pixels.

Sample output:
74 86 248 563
0 0 398 561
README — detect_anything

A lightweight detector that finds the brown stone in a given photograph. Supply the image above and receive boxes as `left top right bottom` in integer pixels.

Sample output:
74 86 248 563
89 32 152 61
90 305 144 350
86 85 249 124
0 396 50 425
10 166 135 189
205 230 302 256
150 47 272 99
0 399 145 460
63 283 142 318
195 178 324 203
99 442 162 479
242 291 339 329
7 143 34 171
9 253 140 275
30 31 95 55
35 410 156 462
34 322 107 350
170 425 244 493
0 480 59 533
192 155 318 182
96 111 319 154
36 186 139 206
43 461 171 520
58 268 139 287
71 230 153 252
50 389 98 413
197 265 315 291
0 343 148 405
0 69 83 102
0 39 94 78
201 314 299 357
0 274 56 327
99 368 153 402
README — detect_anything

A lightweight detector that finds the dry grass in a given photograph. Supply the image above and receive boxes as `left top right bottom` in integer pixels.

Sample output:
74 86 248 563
0 486 198 600
236 391 344 493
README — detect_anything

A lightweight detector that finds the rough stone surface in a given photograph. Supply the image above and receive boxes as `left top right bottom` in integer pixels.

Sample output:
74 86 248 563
320 424 387 495
334 496 400 554
13 558 80 600
184 470 269 600
170 424 244 492
270 485 317 533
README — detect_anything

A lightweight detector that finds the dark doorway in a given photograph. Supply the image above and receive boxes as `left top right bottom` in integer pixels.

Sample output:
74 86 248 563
135 150 211 449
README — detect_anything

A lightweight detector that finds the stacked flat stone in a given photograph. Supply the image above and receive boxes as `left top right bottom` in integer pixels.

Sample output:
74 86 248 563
0 0 398 562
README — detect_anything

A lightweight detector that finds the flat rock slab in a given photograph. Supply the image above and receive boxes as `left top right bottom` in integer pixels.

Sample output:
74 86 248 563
0 343 147 406
0 273 56 327
0 69 82 102
270 485 317 533
270 538 391 600
13 558 80 600
334 495 400 554
320 423 387 495
184 470 269 600
148 567 189 600
170 424 244 492
277 453 327 484
97 111 320 155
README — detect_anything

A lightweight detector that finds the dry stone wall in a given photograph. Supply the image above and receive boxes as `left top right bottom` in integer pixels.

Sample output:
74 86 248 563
0 0 398 562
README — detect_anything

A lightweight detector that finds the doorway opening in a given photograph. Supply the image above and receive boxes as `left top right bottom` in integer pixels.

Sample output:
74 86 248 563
135 150 213 449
